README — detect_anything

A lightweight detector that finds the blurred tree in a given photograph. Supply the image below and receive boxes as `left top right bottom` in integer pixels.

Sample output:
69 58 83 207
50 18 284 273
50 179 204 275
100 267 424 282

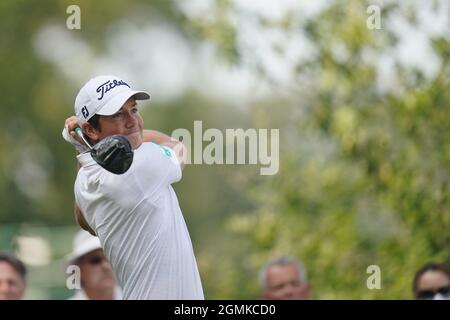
215 0 450 299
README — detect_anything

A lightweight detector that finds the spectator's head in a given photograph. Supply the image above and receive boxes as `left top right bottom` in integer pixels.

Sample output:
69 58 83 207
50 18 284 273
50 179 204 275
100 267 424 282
259 256 310 300
0 252 27 300
413 263 450 300
67 230 116 297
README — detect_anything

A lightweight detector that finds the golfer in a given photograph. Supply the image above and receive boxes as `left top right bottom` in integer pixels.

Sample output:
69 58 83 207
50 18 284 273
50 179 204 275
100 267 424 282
63 75 204 300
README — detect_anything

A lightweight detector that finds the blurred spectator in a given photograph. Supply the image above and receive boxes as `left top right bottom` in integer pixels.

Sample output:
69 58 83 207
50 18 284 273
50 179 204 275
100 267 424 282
259 256 310 300
413 262 450 300
0 252 27 300
66 230 122 300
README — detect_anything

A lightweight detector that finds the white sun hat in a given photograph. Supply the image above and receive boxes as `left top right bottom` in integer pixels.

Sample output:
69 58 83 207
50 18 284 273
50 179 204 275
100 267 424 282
65 230 103 265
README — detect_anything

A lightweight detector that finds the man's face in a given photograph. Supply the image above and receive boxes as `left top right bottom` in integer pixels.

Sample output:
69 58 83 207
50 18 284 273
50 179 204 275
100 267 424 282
78 249 116 293
262 264 309 300
415 270 450 300
96 97 144 150
0 262 26 300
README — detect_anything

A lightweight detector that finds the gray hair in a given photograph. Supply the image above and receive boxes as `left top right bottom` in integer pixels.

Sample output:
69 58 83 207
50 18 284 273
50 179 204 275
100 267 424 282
259 256 307 290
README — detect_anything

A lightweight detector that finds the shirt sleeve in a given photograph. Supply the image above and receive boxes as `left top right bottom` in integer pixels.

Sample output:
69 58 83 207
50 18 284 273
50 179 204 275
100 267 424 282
156 143 182 185
135 142 182 190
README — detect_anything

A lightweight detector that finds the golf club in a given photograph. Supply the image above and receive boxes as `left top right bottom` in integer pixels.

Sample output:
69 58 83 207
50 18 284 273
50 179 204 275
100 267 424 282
75 128 134 174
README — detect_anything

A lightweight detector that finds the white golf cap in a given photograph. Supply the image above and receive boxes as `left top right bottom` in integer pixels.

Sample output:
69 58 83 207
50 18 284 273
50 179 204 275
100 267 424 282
65 230 103 265
74 75 150 125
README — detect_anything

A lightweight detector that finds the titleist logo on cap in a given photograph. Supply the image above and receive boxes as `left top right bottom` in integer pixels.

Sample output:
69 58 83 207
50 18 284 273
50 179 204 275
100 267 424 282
96 79 130 100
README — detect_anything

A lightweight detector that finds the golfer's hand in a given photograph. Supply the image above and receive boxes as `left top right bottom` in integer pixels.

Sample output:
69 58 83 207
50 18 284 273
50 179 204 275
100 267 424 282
62 116 89 153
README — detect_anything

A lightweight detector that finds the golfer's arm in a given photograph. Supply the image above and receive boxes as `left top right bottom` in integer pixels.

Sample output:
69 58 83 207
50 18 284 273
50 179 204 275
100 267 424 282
143 130 175 144
74 161 96 236
75 205 96 236
143 129 186 170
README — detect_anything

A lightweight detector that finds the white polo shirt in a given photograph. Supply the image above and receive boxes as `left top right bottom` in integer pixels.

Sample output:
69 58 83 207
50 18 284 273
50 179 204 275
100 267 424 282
74 142 204 300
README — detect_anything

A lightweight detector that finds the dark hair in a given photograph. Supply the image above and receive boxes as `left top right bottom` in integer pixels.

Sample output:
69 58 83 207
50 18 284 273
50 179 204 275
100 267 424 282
413 262 450 294
84 114 102 146
0 252 27 280
88 114 101 131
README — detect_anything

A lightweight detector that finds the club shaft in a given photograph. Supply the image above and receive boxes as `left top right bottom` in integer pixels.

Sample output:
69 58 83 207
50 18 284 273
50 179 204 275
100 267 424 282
75 128 93 149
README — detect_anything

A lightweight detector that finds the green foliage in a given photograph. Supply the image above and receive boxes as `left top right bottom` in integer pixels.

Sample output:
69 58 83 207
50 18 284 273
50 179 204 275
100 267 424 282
218 0 450 299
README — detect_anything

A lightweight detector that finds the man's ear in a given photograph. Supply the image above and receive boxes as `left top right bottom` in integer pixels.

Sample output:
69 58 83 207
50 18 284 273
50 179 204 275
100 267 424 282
81 122 100 142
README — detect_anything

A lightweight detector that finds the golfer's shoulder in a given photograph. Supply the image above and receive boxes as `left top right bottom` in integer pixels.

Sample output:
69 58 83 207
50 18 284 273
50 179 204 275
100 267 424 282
134 142 180 181
136 141 173 160
138 141 160 152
